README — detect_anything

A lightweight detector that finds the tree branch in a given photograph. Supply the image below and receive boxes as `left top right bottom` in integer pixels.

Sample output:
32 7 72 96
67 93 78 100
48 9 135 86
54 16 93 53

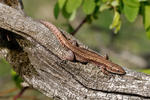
0 3 150 100
71 17 87 35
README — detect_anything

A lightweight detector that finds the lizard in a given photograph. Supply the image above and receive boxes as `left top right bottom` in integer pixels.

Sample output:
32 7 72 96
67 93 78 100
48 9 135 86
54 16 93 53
40 20 126 75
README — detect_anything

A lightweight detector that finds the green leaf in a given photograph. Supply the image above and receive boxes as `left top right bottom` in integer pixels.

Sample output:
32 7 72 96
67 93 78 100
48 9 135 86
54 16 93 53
82 0 96 15
146 27 150 38
66 0 82 13
62 5 71 19
67 24 74 33
54 2 60 19
123 0 140 22
102 0 107 3
111 0 119 7
11 70 23 88
99 4 111 12
58 0 66 9
144 5 150 38
140 69 150 74
110 11 121 33
69 10 76 21
139 0 148 2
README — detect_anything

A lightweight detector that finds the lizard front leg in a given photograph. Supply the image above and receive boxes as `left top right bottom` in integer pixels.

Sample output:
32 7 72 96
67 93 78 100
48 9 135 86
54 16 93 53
101 65 110 75
75 54 88 64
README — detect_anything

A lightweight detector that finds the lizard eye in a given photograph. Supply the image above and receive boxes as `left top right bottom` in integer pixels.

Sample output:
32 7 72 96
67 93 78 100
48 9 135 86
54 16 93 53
115 67 120 72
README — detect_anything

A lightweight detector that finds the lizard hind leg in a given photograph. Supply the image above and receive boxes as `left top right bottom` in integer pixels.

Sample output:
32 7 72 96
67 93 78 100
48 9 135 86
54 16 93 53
75 55 88 64
64 50 75 61
69 39 88 64
63 50 88 64
62 39 78 61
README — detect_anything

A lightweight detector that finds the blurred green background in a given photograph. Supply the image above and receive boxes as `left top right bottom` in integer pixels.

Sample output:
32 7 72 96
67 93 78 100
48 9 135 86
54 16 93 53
0 0 150 100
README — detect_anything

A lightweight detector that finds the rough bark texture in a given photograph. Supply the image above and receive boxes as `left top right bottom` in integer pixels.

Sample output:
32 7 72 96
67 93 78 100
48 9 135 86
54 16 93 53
0 2 150 100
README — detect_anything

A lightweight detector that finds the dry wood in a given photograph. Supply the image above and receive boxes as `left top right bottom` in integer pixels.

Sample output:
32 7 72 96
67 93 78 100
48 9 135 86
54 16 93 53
0 2 150 100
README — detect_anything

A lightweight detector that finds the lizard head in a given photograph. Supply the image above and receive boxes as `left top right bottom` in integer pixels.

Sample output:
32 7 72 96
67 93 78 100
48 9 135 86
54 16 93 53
106 63 126 75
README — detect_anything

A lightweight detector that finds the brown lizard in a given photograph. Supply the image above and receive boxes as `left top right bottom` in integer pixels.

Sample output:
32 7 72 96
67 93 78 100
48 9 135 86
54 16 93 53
40 20 126 75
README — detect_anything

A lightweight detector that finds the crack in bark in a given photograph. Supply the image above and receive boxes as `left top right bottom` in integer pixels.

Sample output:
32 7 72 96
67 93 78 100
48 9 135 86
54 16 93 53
61 65 150 99
2 24 150 99
1 3 150 99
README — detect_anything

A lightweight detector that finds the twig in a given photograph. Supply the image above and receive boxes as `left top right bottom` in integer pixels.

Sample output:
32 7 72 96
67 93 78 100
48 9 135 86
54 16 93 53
1 3 150 99
13 87 29 100
71 17 87 35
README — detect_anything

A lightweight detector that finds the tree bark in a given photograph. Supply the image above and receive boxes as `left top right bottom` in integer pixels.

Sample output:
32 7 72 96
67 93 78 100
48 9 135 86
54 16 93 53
0 2 150 100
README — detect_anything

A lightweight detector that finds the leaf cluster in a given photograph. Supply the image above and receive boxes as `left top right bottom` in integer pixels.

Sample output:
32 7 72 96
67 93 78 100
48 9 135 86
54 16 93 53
54 0 150 37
